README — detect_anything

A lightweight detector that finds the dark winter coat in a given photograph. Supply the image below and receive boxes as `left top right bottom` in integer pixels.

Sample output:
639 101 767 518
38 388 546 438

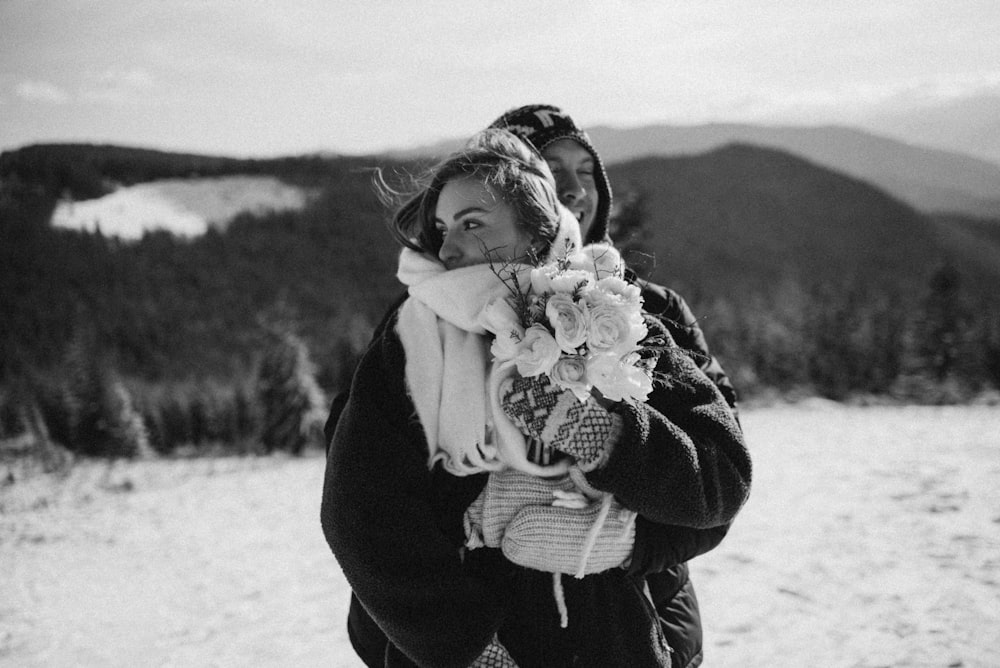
323 284 739 668
320 306 750 667
482 104 743 665
629 279 738 668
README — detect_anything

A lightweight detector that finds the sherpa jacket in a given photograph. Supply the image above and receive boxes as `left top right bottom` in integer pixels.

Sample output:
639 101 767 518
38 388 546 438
629 279 738 668
320 308 751 668
323 284 740 668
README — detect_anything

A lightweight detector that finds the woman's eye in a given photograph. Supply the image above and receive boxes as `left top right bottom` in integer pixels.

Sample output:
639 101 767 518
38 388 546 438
462 219 481 231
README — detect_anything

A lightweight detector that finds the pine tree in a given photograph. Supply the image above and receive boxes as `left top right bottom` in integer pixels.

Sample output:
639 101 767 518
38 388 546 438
48 332 152 457
255 327 327 455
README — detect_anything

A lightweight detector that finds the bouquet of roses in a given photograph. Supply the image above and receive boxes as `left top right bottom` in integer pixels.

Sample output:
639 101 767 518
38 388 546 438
468 242 655 591
481 242 655 405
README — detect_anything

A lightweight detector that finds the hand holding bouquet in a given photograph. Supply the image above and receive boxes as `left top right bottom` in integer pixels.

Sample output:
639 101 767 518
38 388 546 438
481 243 660 466
481 243 656 404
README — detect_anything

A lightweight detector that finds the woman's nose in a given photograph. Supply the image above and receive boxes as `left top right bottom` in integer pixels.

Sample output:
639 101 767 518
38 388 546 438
438 234 462 267
558 172 585 204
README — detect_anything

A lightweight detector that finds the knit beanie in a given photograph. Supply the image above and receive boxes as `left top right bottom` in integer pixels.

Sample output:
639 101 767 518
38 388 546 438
489 104 612 244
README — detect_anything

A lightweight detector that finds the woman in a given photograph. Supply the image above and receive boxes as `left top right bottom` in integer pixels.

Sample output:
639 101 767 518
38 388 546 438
321 129 751 667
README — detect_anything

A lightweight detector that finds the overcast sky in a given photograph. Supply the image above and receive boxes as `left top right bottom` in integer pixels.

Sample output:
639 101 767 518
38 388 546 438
2 1 999 157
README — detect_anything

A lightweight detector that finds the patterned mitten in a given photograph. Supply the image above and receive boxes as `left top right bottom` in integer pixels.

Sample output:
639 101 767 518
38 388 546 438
466 467 577 549
470 634 519 668
501 494 636 577
500 374 621 470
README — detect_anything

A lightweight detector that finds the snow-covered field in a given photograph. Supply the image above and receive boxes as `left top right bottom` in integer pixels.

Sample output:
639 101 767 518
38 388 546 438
1 404 998 667
50 176 314 239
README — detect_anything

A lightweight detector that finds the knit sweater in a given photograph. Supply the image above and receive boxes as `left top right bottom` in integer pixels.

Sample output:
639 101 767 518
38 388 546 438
320 308 750 668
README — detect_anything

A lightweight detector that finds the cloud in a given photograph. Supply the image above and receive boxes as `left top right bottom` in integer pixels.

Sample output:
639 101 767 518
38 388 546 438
80 68 156 104
15 80 70 104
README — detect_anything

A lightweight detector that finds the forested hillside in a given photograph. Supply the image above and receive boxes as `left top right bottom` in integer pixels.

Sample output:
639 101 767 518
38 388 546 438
607 144 1000 300
1 149 401 386
2 142 997 457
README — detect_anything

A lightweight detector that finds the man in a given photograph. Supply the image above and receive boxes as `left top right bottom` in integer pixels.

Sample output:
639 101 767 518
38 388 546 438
487 104 739 668
325 105 742 668
489 105 737 410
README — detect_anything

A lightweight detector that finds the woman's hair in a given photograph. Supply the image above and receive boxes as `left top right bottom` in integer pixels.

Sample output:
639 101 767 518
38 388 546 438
380 129 562 259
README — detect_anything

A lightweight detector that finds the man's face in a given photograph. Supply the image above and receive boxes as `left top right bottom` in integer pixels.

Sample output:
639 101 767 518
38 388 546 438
541 138 597 237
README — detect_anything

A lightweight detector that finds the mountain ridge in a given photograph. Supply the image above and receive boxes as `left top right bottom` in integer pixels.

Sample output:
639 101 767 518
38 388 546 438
386 122 1000 220
606 143 1000 300
3 140 999 394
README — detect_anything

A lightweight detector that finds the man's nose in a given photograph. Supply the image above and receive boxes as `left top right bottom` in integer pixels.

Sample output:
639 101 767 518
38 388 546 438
558 172 585 204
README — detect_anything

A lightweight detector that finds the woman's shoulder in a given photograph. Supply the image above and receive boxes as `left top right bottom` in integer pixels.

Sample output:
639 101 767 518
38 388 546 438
359 299 406 358
344 304 409 400
371 290 409 338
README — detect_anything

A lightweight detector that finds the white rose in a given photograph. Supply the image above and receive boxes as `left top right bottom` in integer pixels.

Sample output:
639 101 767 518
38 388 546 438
548 268 594 294
546 293 589 353
619 363 654 402
491 329 522 362
479 296 523 335
530 265 555 294
588 303 647 355
549 355 591 402
587 353 654 403
588 276 643 307
568 243 624 280
514 324 562 377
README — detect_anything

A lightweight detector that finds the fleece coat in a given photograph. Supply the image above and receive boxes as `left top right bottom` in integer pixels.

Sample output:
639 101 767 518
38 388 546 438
320 307 751 668
324 107 744 667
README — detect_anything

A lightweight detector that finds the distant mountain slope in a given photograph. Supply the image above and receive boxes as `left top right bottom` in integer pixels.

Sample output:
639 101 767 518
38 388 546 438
589 124 1000 219
387 123 1000 219
3 142 998 393
860 93 1000 167
0 143 336 200
606 144 1000 300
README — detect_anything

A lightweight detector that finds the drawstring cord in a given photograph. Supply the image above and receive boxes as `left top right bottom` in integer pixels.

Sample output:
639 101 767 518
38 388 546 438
552 573 569 628
550 465 625 627
552 492 615 629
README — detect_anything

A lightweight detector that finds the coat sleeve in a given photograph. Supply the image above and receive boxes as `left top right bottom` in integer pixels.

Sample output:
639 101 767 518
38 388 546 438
585 318 752 529
320 320 510 668
627 517 731 575
638 279 739 415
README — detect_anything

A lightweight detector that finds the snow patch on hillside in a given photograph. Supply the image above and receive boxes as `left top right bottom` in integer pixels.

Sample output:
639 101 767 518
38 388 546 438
50 176 314 239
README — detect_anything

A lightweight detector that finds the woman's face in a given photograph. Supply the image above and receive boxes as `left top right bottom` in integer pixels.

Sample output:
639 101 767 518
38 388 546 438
435 176 534 270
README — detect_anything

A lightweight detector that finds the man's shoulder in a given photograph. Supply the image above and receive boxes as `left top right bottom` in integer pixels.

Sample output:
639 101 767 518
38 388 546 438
631 275 690 321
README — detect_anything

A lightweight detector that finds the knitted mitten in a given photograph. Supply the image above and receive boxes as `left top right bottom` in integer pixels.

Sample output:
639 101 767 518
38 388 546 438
500 374 620 470
470 634 518 668
465 467 578 549
501 494 636 576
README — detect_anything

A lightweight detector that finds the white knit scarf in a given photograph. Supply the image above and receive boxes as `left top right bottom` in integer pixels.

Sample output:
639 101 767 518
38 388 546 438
397 250 507 475
395 205 582 477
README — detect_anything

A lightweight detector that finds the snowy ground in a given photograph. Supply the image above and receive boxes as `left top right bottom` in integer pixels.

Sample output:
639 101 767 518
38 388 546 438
1 405 998 667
